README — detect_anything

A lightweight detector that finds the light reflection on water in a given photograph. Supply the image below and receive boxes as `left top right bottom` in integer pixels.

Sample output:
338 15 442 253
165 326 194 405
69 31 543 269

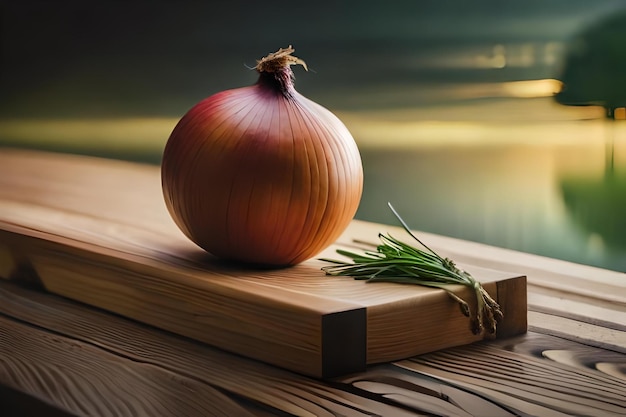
358 145 607 269
355 113 626 273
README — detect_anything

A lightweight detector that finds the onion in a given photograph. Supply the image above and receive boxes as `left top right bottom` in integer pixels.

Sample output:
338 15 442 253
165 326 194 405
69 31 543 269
161 46 363 266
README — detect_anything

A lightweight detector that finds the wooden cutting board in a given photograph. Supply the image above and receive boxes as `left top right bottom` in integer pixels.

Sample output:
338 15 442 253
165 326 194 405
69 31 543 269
0 149 527 378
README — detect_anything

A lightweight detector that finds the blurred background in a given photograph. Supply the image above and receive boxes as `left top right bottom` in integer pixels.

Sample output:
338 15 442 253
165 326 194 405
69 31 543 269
2 0 626 272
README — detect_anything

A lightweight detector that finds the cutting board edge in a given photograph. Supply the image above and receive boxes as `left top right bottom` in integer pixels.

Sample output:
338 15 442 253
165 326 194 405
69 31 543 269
0 221 527 379
0 229 371 378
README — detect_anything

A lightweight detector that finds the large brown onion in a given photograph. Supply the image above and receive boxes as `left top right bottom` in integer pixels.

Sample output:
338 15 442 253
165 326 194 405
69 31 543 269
161 46 363 266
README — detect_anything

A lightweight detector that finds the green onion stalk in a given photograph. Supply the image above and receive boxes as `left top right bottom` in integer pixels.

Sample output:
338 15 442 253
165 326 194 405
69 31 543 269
320 203 503 335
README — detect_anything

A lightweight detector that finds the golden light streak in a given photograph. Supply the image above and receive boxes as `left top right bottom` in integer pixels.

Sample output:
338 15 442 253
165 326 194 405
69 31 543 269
501 79 563 99
0 118 175 153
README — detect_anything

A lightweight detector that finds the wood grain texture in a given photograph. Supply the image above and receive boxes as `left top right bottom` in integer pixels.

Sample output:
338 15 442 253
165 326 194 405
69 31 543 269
2 281 624 417
0 281 426 417
1 317 259 417
402 339 626 416
0 149 527 377
342 334 626 417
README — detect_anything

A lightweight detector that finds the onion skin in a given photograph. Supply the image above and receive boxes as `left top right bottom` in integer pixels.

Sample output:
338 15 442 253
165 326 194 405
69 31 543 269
161 46 363 266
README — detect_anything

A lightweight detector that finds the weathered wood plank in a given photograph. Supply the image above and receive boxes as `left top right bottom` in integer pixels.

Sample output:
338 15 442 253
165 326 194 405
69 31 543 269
0 316 261 417
0 281 427 417
390 340 626 417
528 310 626 353
2 280 625 417
342 335 626 417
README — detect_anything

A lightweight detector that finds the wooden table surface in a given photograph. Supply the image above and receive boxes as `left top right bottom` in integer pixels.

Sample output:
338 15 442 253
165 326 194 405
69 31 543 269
1 148 625 417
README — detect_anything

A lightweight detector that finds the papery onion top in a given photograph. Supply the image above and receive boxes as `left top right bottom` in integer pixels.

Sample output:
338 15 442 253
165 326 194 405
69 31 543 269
255 45 308 73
